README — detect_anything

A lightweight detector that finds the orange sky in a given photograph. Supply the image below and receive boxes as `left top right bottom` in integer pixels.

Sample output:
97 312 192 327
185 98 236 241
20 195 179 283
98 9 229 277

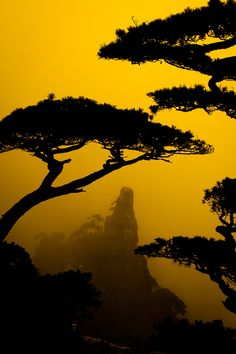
1 0 236 326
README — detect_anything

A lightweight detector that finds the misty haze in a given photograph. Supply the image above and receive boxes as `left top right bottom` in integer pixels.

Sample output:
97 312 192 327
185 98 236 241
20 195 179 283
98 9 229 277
1 0 236 353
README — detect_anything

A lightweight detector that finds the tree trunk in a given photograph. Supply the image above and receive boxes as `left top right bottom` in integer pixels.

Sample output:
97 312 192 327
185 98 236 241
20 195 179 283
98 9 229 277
0 188 56 242
0 154 146 242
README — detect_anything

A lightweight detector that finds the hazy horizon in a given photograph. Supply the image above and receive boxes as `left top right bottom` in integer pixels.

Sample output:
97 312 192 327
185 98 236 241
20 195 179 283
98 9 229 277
1 0 236 330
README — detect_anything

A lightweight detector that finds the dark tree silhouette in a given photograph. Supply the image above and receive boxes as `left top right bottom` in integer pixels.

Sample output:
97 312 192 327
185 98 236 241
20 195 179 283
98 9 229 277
136 177 236 314
148 85 236 119
203 178 236 222
0 96 212 241
98 0 236 114
0 242 100 352
98 0 236 315
145 318 236 354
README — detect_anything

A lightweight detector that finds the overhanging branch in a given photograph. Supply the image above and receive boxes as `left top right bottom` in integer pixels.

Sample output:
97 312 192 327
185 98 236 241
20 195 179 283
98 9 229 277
202 36 236 53
52 141 87 154
50 153 148 196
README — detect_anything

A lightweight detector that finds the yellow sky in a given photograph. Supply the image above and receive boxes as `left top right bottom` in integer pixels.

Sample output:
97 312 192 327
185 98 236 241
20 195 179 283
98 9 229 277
1 0 236 326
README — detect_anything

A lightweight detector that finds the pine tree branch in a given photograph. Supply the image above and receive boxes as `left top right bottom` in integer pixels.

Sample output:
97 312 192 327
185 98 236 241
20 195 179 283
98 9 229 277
202 35 236 53
50 153 148 196
39 158 71 189
51 141 87 154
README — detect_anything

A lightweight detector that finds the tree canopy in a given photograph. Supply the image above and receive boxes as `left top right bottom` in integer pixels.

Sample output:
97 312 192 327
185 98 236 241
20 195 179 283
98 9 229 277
99 0 236 114
148 85 236 119
136 235 236 314
98 0 236 315
0 242 100 352
98 0 236 72
0 95 211 159
203 177 236 228
0 95 212 241
136 178 236 314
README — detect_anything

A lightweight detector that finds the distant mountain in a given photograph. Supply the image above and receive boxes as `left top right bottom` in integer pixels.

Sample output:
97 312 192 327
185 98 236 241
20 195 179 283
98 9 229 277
33 187 186 341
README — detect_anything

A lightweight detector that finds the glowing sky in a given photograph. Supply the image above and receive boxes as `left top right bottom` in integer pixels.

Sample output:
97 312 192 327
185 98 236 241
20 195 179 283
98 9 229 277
1 0 236 326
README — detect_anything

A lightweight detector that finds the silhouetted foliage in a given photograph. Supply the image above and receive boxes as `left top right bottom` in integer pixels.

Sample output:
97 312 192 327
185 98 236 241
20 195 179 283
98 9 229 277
0 96 212 241
99 0 236 324
99 0 236 113
0 97 210 155
2 242 236 353
0 242 100 352
203 177 236 227
99 0 236 65
149 85 236 119
145 318 236 354
136 178 236 314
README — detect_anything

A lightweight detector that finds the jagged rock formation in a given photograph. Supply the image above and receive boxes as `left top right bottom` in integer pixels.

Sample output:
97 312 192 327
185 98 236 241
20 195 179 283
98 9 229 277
33 187 186 340
65 187 186 340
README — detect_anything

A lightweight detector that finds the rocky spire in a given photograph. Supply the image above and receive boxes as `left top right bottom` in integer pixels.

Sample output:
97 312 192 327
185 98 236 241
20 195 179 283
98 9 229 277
33 186 187 341
104 186 138 252
72 187 186 340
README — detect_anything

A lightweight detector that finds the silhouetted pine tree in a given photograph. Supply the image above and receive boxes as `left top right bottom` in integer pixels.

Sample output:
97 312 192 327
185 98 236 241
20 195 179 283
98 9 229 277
136 178 236 314
99 0 236 117
0 96 212 241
